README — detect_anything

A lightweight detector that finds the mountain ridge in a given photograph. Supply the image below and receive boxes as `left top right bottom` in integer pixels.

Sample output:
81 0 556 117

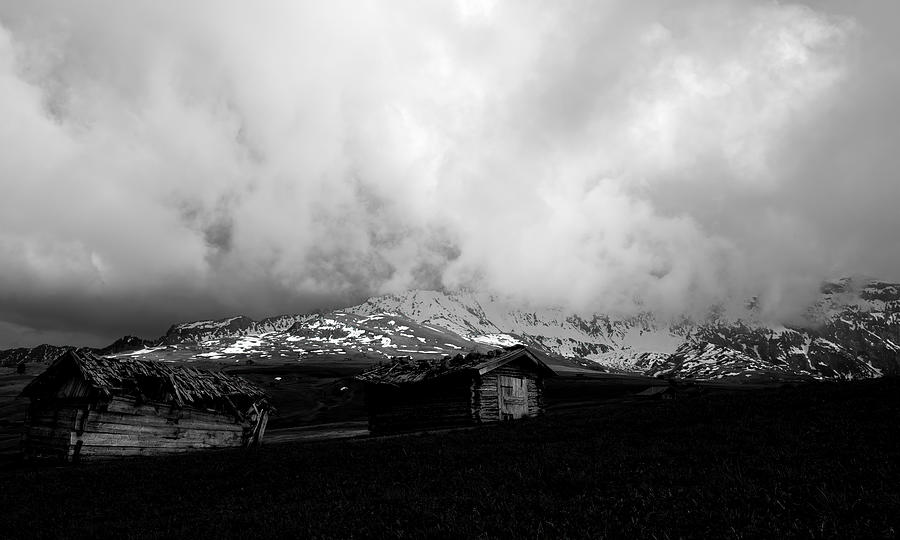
3 277 899 381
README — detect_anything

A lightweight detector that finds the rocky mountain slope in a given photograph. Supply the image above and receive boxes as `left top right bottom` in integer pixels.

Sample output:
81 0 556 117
0 337 157 369
3 278 899 381
633 279 900 380
96 312 506 366
345 290 682 366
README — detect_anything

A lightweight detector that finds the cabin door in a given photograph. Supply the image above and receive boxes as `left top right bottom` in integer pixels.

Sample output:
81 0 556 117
498 375 527 420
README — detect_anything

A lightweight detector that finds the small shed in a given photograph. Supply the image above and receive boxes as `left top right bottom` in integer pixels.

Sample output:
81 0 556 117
357 345 556 435
20 350 270 462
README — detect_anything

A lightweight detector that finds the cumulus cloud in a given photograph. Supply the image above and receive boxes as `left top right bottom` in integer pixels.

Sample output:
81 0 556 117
0 0 895 346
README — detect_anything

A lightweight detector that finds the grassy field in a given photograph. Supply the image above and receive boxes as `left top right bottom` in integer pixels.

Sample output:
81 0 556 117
0 367 33 459
223 361 369 428
2 377 899 539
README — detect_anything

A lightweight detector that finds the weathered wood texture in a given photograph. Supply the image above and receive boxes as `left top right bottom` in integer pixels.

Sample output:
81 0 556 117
22 396 268 462
472 361 543 424
55 373 92 400
498 374 527 419
20 350 271 461
367 357 547 434
22 405 79 460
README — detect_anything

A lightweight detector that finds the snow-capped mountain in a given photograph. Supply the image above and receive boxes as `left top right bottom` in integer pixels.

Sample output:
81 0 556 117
346 290 684 367
159 314 317 345
347 281 900 381
633 278 900 381
97 311 495 365
3 278 899 381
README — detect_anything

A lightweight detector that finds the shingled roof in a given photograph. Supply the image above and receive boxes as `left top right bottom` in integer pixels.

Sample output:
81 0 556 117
22 350 269 419
357 345 556 386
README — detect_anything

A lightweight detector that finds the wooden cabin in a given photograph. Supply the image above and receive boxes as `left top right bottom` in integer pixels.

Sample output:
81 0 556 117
357 345 555 435
20 350 270 462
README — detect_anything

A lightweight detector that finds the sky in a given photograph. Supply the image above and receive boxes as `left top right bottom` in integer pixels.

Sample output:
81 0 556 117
1 0 899 348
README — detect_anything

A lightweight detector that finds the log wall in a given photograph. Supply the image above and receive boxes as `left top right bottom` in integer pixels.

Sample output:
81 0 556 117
473 364 543 424
22 404 81 461
23 396 263 462
366 361 547 434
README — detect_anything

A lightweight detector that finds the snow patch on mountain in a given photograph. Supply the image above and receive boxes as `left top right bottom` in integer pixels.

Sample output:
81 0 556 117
345 290 682 366
7 277 900 382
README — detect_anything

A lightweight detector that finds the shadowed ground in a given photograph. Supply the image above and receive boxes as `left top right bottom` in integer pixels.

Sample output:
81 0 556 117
2 377 899 538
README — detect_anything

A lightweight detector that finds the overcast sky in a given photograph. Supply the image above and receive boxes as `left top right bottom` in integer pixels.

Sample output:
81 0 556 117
1 0 899 348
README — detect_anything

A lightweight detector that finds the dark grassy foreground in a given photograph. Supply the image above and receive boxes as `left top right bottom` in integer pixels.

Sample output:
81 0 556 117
4 379 900 539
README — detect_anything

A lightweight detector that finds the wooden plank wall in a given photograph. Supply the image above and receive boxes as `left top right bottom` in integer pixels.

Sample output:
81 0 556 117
22 404 80 460
367 361 548 434
472 363 543 424
76 397 249 460
367 381 474 434
55 375 92 400
23 396 257 461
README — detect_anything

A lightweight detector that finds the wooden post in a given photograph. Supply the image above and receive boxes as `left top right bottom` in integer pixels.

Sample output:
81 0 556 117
256 412 268 445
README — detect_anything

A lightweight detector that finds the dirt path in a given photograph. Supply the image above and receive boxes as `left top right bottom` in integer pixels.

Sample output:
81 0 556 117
264 421 369 444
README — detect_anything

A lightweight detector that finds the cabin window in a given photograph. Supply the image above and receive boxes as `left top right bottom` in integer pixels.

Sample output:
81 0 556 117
497 375 527 420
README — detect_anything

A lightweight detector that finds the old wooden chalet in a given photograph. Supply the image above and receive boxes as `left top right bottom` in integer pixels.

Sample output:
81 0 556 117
357 345 555 434
20 350 270 462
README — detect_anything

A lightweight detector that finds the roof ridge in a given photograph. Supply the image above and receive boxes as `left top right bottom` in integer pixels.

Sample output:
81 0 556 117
357 345 551 385
21 349 270 419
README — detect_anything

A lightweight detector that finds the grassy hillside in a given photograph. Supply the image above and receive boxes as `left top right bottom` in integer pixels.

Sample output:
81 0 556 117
0 367 33 459
3 378 900 539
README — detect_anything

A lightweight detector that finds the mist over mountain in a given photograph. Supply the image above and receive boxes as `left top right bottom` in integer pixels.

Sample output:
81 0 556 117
4 277 898 382
2 1 900 348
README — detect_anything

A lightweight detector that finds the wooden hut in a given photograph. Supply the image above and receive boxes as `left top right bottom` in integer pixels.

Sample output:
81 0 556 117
20 350 270 462
357 345 555 435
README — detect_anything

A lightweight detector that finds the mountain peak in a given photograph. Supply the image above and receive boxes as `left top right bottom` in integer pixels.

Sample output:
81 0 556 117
4 281 900 381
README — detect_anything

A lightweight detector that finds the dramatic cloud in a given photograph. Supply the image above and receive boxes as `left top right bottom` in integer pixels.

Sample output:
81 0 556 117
0 0 897 346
